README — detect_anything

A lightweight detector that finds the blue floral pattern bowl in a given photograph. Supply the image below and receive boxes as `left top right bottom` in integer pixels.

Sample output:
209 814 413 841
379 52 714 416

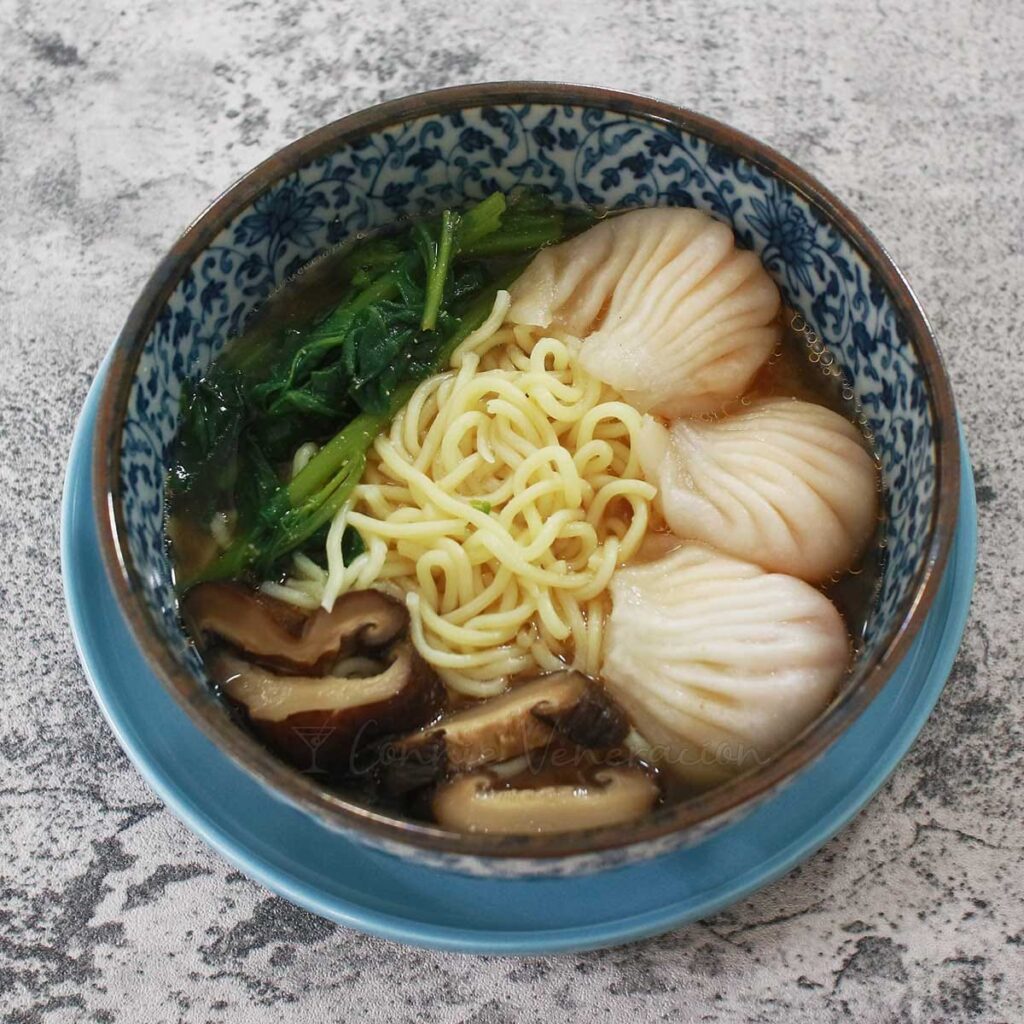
93 84 959 877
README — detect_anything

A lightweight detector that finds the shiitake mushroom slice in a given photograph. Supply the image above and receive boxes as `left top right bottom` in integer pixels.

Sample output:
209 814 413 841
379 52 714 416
531 682 630 749
389 671 590 772
209 641 442 775
183 584 408 675
432 767 659 834
379 671 631 796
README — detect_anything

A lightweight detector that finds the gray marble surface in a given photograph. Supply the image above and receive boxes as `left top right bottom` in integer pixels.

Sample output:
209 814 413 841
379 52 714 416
1 0 1021 1020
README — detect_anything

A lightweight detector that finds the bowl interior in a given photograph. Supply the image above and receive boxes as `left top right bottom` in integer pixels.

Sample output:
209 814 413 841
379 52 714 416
99 88 953 864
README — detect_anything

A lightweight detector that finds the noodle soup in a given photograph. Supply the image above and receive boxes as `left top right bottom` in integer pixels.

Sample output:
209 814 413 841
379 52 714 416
167 194 882 835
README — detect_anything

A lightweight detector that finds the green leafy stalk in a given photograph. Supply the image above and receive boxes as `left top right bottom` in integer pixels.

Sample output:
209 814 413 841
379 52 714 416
456 192 506 249
286 411 385 506
420 210 459 331
459 212 566 256
179 284 506 590
171 189 585 592
435 262 532 366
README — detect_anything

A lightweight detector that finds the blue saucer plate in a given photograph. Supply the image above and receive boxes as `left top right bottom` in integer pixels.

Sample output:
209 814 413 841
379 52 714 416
62 364 977 955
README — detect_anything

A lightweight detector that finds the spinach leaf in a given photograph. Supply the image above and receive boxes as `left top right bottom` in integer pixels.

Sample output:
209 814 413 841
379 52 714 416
341 525 365 565
168 370 246 517
234 435 282 532
173 189 586 589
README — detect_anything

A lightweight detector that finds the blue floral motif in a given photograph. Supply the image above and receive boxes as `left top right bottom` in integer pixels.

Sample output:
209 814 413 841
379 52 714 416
235 184 325 255
381 180 414 209
119 102 940 827
458 126 490 153
557 127 578 151
748 189 817 293
408 145 440 171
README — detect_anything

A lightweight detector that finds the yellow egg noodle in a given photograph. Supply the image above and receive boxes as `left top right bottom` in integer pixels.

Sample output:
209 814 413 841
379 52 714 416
262 291 658 698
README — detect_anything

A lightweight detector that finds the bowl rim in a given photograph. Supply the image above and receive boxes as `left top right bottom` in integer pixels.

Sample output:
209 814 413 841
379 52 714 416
93 81 960 862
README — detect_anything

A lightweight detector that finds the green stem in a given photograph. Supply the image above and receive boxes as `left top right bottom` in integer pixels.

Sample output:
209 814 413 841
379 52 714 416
287 411 386 505
456 192 506 249
459 214 566 256
436 262 531 366
420 210 458 331
178 534 259 590
269 450 368 561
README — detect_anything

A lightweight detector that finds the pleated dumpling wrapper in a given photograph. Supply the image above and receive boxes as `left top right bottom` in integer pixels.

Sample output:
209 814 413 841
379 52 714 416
638 397 878 584
602 544 849 786
506 207 781 418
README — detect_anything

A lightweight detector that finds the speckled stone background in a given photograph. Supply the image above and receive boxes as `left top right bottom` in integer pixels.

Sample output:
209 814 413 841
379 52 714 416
1 0 1021 1020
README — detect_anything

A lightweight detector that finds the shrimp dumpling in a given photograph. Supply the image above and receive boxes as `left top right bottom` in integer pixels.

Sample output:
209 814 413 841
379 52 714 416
507 207 781 418
602 545 849 786
637 397 878 584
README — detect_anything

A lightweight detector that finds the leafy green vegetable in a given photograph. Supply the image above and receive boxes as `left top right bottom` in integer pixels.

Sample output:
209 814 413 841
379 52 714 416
294 522 362 569
470 500 492 515
170 188 586 590
234 435 281 532
420 209 459 331
341 525 365 565
168 371 246 517
456 191 506 249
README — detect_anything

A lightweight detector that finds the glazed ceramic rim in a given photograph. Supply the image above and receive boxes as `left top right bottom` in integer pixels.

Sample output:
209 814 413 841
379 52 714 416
93 82 960 862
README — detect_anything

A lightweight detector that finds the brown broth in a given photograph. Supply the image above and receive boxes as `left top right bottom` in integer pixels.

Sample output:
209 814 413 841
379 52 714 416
170 247 888 821
242 241 368 340
754 310 886 652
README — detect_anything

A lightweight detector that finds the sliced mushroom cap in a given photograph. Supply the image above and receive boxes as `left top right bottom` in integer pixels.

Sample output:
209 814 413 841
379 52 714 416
393 671 594 774
210 642 442 774
183 584 408 674
432 768 660 834
531 683 630 749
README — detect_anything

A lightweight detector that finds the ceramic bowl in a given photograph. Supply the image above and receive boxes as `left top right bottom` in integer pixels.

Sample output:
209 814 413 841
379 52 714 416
93 83 959 878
